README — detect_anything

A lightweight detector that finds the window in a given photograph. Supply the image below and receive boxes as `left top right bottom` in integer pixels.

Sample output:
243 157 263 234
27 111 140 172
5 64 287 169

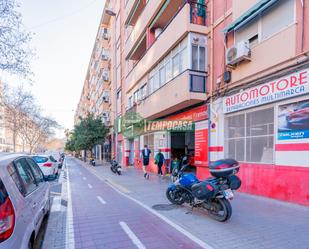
0 178 8 205
192 45 206 71
261 0 294 40
27 158 44 184
165 59 172 82
159 66 165 86
172 53 180 77
234 0 294 44
32 156 48 164
7 163 24 194
134 90 139 103
153 71 160 91
141 84 147 99
225 108 274 163
190 75 206 92
148 77 154 94
14 158 37 195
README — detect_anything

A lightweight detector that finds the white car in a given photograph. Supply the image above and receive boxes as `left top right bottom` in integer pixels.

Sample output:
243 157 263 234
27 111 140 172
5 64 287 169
0 154 51 249
31 155 58 179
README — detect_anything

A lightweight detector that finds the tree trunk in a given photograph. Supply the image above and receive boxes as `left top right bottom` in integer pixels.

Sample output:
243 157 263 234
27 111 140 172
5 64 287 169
13 130 16 152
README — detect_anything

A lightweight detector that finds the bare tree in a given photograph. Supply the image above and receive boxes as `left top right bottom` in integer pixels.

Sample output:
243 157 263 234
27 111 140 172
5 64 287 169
0 0 33 78
1 84 34 152
20 110 59 154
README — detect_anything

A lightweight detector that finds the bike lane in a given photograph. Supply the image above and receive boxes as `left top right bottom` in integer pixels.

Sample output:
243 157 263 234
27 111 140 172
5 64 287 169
66 158 209 249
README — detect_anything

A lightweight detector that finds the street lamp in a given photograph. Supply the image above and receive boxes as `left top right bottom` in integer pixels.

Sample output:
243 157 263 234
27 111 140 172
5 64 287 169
105 8 118 163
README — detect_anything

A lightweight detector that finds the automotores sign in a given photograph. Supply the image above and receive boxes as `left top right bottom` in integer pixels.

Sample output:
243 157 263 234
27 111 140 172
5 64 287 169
223 68 309 113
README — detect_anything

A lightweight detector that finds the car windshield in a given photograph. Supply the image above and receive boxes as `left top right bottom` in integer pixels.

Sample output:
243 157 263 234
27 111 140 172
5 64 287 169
32 156 48 164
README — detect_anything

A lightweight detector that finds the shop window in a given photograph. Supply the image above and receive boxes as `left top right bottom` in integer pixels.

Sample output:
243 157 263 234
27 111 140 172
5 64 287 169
225 108 274 163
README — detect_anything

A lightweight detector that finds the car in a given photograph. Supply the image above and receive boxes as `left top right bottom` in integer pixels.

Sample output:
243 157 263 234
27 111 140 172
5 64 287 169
31 155 59 179
286 102 309 130
0 154 51 249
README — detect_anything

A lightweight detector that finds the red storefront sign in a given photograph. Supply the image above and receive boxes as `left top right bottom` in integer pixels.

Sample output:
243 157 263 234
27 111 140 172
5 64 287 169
168 105 208 122
195 120 208 166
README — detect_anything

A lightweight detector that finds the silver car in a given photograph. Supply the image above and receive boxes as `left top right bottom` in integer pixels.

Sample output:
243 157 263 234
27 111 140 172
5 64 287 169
0 154 51 249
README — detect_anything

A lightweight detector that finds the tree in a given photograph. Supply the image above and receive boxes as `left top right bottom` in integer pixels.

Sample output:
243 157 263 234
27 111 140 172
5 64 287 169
65 115 108 156
1 84 34 151
0 0 33 78
19 109 59 154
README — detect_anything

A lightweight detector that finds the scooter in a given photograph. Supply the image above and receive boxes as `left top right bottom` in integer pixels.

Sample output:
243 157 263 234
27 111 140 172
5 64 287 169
110 159 122 175
166 159 241 222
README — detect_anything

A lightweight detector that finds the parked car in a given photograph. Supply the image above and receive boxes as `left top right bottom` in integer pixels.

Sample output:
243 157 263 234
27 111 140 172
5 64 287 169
0 154 51 249
31 155 58 179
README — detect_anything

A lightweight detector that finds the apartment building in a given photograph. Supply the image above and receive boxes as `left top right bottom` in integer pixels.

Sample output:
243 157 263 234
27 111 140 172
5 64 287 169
78 0 309 206
75 0 113 161
208 0 309 206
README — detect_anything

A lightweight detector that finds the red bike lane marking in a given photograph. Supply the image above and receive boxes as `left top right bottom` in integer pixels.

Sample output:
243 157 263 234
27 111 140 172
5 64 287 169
68 159 210 249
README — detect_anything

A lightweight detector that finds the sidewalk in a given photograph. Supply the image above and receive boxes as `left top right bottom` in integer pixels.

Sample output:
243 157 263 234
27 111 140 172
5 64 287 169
81 161 309 249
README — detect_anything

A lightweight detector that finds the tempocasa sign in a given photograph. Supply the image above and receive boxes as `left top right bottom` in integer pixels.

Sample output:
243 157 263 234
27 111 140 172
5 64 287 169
223 68 309 113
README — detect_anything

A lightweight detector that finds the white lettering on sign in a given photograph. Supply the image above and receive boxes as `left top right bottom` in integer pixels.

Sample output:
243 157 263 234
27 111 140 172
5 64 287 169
223 69 309 113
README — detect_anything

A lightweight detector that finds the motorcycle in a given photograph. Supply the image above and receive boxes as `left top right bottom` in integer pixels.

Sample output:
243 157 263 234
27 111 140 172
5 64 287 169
90 158 96 166
166 159 241 222
110 159 122 175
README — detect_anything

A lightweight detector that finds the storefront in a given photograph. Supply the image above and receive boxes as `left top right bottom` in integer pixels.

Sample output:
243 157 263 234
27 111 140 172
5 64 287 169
211 66 309 206
123 104 209 176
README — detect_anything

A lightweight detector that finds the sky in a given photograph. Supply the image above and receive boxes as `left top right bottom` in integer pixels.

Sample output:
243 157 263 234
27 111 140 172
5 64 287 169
3 0 106 138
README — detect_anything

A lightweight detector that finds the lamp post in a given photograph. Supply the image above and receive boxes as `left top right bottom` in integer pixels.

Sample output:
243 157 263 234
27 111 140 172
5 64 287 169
105 8 119 163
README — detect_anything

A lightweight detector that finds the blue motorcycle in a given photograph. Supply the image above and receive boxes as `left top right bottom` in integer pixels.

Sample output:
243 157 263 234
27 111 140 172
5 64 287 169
166 159 241 222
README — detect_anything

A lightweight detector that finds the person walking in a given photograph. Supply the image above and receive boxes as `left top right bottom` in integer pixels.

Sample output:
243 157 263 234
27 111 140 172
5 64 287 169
141 145 151 179
155 149 165 176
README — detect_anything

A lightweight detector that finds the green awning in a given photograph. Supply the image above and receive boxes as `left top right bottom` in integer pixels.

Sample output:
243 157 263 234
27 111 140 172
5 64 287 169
222 0 278 33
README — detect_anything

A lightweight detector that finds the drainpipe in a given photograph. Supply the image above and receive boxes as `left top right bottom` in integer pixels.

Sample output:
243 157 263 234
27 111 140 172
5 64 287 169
208 0 214 166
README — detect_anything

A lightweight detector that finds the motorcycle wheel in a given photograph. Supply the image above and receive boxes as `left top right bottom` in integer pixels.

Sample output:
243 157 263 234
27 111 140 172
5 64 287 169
117 169 121 175
205 198 232 222
166 188 185 205
110 166 116 173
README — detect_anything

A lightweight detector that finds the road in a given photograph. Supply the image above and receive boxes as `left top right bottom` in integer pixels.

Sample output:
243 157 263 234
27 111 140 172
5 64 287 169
64 157 209 249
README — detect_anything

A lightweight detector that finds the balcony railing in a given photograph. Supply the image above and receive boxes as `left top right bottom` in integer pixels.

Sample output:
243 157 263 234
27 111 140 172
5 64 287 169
189 1 207 26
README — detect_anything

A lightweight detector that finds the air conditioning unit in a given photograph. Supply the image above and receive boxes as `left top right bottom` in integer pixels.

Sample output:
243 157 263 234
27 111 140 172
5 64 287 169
103 29 109 40
102 71 109 81
102 50 109 60
226 40 251 66
102 91 109 102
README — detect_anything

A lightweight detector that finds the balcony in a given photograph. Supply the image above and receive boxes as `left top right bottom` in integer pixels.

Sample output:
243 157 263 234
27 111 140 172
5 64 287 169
125 0 147 26
126 2 209 91
136 70 207 119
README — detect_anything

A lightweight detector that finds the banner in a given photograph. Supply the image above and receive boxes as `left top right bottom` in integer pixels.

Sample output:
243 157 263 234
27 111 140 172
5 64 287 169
278 99 309 140
223 68 309 113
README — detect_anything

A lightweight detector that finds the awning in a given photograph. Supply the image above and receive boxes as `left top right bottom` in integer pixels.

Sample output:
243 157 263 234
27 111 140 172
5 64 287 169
222 0 278 34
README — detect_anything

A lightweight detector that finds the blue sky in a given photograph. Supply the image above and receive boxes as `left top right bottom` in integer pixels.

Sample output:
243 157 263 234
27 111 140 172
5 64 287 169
12 0 105 136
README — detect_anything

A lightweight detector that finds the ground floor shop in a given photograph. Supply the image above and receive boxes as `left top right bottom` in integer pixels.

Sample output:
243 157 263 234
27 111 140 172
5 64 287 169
118 65 309 206
122 104 209 176
209 66 309 206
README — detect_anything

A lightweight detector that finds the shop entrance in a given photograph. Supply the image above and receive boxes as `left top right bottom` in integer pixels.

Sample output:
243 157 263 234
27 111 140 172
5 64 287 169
128 139 134 165
170 131 196 173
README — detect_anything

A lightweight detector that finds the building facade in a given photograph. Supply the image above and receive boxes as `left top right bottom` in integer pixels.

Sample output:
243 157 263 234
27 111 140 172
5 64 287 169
74 0 113 161
76 0 309 206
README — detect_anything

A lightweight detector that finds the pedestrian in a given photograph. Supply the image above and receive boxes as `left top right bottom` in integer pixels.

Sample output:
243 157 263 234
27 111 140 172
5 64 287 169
155 149 165 176
141 145 151 179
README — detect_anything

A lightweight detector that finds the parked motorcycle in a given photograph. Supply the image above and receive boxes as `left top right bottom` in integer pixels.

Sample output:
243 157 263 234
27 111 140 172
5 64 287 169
166 159 241 222
90 158 96 166
110 160 122 175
